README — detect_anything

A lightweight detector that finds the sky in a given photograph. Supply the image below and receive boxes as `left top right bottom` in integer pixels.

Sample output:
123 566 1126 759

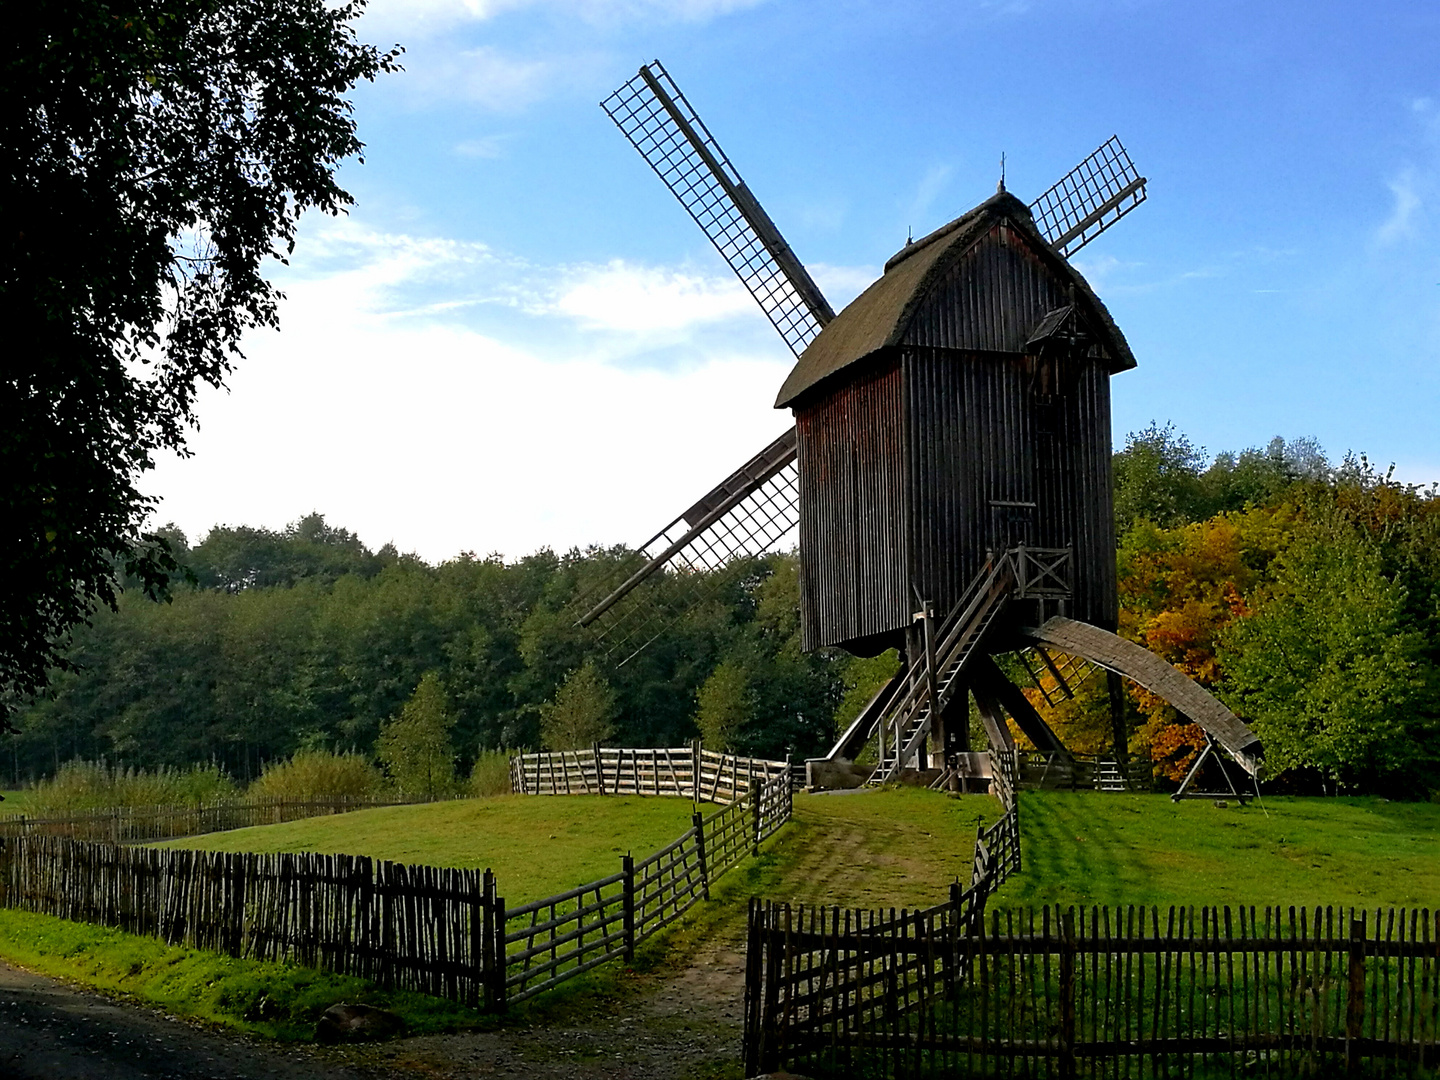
145 0 1440 563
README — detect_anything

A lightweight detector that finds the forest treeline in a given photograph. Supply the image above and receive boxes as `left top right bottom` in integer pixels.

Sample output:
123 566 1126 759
6 427 1439 795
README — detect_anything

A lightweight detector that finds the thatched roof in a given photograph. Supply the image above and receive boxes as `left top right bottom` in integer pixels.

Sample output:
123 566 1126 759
774 191 1136 410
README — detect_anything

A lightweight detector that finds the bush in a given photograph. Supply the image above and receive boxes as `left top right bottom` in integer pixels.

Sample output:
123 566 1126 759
26 760 237 817
468 750 513 797
247 750 386 803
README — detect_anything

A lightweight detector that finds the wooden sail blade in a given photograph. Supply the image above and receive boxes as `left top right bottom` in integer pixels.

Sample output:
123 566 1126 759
1029 136 1147 257
568 429 799 664
602 61 834 356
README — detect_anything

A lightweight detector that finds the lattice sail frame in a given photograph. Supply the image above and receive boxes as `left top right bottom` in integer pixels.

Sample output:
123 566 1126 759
1029 136 1148 258
570 430 800 664
602 62 834 356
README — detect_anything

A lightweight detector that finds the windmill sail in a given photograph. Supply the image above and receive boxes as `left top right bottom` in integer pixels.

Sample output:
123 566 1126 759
570 428 799 663
576 60 831 660
1029 136 1147 257
602 61 834 355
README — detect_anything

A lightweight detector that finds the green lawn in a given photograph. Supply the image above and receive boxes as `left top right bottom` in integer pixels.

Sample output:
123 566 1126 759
153 794 701 904
997 790 1440 911
0 790 29 813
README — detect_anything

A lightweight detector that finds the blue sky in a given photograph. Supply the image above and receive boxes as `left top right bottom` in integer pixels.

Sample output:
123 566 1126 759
146 0 1440 561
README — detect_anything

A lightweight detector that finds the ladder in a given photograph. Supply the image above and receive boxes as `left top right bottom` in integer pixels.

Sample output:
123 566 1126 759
867 555 1018 786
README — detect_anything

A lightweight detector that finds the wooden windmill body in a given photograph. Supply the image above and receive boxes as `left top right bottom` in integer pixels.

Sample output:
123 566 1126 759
581 63 1263 794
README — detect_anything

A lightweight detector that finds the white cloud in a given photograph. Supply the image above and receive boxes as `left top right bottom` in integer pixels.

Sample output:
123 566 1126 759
547 261 754 332
360 0 765 37
403 46 560 111
143 220 796 561
904 163 955 228
453 134 514 158
1375 167 1423 246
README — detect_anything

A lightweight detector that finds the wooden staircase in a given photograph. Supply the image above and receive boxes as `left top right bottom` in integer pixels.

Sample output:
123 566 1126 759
866 555 1019 786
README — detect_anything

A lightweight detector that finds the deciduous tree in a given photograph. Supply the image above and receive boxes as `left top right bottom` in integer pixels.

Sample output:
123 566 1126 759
2 0 399 726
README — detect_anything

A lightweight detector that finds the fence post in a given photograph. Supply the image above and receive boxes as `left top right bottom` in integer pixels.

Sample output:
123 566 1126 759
1346 915 1366 1071
492 893 507 1012
481 868 495 1011
621 853 636 963
750 783 761 857
692 811 710 900
1059 907 1076 1079
691 738 701 804
593 743 605 796
742 898 765 1077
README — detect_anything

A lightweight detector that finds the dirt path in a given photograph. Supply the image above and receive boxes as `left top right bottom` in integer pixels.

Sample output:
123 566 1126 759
0 960 394 1080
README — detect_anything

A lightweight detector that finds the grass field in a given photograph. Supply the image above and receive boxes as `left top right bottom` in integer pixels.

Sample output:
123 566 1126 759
0 790 29 812
998 791 1440 911
152 794 701 903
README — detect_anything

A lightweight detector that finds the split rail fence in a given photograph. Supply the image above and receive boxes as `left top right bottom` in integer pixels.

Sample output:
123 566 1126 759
747 899 1440 1077
0 796 418 845
0 772 792 1011
511 743 791 805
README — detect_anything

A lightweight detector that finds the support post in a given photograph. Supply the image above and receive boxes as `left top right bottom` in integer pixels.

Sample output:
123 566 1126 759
1171 735 1216 801
621 853 635 963
593 742 605 796
1107 670 1128 767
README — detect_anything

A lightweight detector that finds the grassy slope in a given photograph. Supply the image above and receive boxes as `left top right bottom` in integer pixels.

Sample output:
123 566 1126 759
999 791 1440 911
8 786 1438 1044
0 908 485 1040
152 794 699 904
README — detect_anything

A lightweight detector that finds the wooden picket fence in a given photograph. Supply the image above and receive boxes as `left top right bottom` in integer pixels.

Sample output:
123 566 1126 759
510 743 790 806
0 772 794 1011
0 796 416 845
503 773 792 1002
745 900 1440 1078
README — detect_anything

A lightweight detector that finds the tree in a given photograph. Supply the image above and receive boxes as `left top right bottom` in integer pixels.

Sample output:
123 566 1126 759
376 672 456 799
1218 519 1439 789
1 0 400 727
695 660 754 751
1112 423 1210 534
538 661 617 751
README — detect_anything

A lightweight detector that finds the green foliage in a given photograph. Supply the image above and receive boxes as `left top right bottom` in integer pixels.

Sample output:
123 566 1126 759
468 749 514 797
1114 423 1329 535
832 649 903 745
2 0 399 728
695 661 755 751
376 672 457 800
26 759 236 817
248 749 385 803
538 660 617 750
1219 513 1440 788
0 909 482 1041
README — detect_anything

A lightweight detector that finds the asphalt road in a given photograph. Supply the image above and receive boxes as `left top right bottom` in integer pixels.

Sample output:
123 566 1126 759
0 961 382 1080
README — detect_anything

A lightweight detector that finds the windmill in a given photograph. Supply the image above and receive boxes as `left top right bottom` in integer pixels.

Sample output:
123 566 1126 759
580 61 1261 797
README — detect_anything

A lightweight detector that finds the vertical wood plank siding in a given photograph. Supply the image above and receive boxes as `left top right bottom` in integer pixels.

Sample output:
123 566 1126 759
796 358 908 652
792 220 1120 652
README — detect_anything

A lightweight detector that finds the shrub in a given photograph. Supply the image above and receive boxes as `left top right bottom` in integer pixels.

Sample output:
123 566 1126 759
468 749 513 797
26 760 237 817
247 750 386 803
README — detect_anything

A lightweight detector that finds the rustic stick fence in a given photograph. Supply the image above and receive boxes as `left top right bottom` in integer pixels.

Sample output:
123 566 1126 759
0 772 794 1012
510 742 790 805
0 796 418 845
745 900 1440 1078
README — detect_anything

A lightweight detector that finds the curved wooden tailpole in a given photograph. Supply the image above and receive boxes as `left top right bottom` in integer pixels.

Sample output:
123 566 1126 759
1017 616 1263 778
